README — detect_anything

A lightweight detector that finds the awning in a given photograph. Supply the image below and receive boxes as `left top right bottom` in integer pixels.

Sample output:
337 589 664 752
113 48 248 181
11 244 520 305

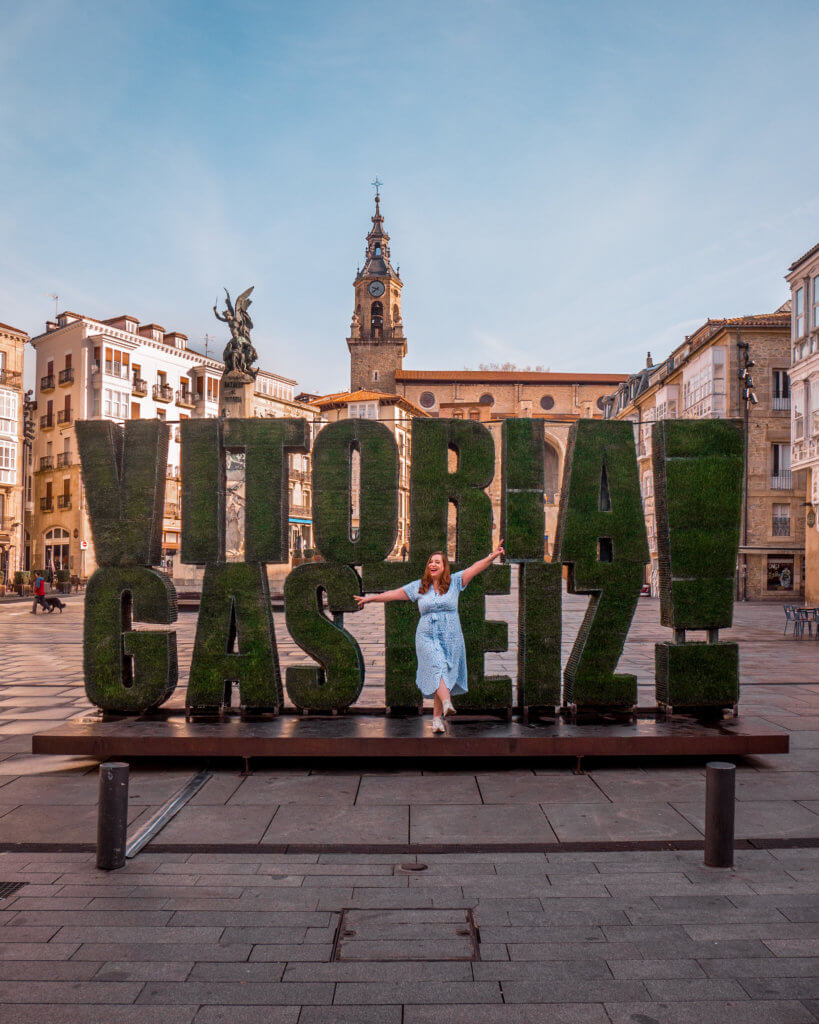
289 517 312 525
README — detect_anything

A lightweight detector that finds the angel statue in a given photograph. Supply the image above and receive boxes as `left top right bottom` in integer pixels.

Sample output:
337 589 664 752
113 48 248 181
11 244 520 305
213 286 259 378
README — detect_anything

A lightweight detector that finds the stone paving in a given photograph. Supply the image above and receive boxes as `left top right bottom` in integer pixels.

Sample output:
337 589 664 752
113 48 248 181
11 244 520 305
1 583 819 1019
0 847 818 1022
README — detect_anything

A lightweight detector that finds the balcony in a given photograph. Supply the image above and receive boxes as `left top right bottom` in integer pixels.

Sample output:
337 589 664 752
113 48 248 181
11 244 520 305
38 456 54 472
104 361 129 380
58 368 74 385
40 497 53 511
175 389 195 409
772 516 791 537
132 377 148 397
40 375 55 392
56 452 72 469
772 396 790 411
166 466 180 480
57 409 72 425
40 414 54 429
771 472 792 490
153 383 173 403
0 368 21 388
57 494 72 509
164 503 181 520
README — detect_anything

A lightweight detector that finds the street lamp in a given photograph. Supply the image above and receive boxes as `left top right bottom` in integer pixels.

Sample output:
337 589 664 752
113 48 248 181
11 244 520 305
737 338 756 601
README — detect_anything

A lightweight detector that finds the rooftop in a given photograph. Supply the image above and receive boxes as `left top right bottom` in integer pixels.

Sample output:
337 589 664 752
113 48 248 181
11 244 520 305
0 320 29 338
310 388 429 417
788 241 819 273
396 369 628 384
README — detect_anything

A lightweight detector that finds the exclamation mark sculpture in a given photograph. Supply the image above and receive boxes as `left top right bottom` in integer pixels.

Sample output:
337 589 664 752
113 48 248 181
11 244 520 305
653 419 745 709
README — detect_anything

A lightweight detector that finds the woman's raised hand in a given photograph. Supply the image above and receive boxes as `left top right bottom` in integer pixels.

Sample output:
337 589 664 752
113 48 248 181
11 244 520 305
491 539 505 561
353 594 370 608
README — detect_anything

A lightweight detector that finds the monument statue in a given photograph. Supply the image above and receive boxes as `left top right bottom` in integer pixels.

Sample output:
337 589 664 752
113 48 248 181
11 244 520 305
214 286 259 380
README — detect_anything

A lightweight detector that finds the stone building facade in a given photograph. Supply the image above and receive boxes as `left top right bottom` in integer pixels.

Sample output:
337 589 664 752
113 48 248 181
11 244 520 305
0 320 28 582
605 311 803 601
786 242 819 605
28 310 315 579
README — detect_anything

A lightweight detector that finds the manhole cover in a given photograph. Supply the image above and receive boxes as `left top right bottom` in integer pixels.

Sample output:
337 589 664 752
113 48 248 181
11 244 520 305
0 882 27 899
332 907 479 961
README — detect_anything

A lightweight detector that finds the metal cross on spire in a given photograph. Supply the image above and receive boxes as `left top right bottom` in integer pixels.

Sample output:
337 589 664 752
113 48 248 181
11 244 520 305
371 176 383 198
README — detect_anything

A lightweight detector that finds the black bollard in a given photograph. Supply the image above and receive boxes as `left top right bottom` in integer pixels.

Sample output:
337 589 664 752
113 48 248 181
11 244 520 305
704 761 735 868
97 762 129 871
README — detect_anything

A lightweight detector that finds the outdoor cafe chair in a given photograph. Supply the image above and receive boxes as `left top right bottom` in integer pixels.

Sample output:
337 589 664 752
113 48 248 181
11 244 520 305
784 604 796 635
794 608 815 640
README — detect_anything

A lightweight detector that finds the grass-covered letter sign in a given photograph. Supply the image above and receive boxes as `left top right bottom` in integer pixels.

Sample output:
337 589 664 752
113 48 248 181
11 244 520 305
78 416 745 716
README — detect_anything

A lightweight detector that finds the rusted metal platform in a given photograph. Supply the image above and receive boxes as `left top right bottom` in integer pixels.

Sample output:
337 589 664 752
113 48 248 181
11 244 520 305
31 712 789 761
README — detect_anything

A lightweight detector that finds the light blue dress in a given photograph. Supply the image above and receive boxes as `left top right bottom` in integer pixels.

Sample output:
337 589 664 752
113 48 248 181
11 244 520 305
402 571 469 697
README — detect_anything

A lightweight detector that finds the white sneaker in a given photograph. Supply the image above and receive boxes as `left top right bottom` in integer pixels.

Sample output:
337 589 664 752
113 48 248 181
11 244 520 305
442 699 456 717
432 716 445 734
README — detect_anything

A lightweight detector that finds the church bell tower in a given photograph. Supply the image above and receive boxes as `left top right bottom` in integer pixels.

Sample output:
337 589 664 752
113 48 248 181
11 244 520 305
347 186 406 394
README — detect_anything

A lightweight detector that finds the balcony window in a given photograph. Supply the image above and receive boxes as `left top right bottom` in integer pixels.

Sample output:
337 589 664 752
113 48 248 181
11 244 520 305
57 493 71 509
0 390 18 437
772 443 791 489
39 455 53 471
57 408 72 424
40 374 55 391
56 452 71 468
0 442 16 484
772 370 790 411
103 388 129 419
58 368 74 385
796 287 805 338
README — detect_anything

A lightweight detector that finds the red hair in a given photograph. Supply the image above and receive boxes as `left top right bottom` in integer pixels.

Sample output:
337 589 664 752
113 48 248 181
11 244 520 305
419 551 451 595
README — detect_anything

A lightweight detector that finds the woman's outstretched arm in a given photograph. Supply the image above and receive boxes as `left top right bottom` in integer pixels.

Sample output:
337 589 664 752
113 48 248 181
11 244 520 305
354 588 410 607
461 539 505 587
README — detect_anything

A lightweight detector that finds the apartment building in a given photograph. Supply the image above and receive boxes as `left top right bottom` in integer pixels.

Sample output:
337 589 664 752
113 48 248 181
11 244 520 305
28 310 315 577
787 243 819 604
0 320 28 581
605 311 803 600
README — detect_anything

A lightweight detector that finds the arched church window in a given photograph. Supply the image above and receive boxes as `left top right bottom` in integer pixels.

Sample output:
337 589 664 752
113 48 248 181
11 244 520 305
419 392 436 409
479 393 494 406
374 245 381 256
370 301 383 339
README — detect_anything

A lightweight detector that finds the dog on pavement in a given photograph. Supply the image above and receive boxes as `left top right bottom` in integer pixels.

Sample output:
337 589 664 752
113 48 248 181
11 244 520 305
45 596 66 613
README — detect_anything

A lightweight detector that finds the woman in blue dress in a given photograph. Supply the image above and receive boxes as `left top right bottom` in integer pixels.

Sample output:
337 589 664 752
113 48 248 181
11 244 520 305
354 542 505 733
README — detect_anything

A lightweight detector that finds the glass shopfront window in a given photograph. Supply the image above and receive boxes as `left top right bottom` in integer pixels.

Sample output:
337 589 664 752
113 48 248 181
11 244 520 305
767 555 794 592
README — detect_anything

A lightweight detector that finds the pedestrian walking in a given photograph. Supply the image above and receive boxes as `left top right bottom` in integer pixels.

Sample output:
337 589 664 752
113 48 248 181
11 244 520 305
31 573 48 614
354 541 505 733
400 543 408 562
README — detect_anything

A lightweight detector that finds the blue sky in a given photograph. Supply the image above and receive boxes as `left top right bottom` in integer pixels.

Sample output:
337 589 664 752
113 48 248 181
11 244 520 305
1 0 817 393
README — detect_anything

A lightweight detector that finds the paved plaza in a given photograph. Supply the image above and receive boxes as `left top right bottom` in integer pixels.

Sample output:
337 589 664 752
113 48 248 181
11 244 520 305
1 581 818 1020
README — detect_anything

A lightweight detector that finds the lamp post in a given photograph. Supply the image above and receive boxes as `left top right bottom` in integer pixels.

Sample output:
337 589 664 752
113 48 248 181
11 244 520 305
21 391 35 573
737 336 757 601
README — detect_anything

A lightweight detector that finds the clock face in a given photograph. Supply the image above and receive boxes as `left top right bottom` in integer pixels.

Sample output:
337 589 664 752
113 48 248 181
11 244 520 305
368 280 385 297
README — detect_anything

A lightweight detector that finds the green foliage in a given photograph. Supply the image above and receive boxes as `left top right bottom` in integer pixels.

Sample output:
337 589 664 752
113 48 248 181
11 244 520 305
362 561 424 708
655 641 739 708
187 563 283 714
13 571 29 587
223 418 310 564
76 420 169 566
517 561 562 709
563 562 643 707
555 420 647 708
284 563 365 711
556 419 649 565
84 567 178 713
501 419 545 561
453 564 513 711
56 569 70 583
312 418 399 564
410 418 494 563
181 419 224 564
653 419 744 629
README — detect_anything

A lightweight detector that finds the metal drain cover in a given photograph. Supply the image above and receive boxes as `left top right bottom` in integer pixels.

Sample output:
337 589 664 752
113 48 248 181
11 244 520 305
0 882 27 899
333 907 479 961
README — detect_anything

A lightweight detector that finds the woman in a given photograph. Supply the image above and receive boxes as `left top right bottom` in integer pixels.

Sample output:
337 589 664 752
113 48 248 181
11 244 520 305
354 542 505 733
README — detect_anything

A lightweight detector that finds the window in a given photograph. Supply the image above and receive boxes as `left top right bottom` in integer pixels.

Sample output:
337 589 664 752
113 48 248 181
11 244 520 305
813 380 819 435
796 287 805 337
772 370 790 410
103 388 129 419
469 411 480 420
793 387 805 439
814 277 819 328
0 389 18 437
0 441 16 483
419 391 436 409
767 555 794 591
131 403 140 419
349 401 378 419
370 301 383 339
772 503 791 536
372 370 379 382
479 393 494 406
772 443 791 488
540 395 554 410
